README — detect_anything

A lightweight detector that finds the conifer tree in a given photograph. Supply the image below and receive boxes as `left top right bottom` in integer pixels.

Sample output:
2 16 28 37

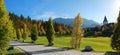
111 10 120 52
12 29 17 40
70 13 84 48
31 24 38 43
22 24 28 42
45 17 55 46
16 28 21 40
0 0 14 54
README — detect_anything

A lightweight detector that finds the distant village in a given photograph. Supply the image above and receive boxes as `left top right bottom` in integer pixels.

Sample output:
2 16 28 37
84 16 114 37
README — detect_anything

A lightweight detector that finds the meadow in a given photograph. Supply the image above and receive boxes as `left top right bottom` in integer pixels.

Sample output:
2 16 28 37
23 36 115 52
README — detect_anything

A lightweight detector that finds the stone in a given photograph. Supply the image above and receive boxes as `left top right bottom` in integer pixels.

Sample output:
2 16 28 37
83 46 93 51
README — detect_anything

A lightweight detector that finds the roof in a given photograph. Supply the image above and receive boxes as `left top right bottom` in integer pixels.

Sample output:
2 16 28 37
103 16 108 22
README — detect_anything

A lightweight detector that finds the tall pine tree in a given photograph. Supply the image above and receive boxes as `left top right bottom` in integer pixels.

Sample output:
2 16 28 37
16 28 21 40
22 24 28 42
0 0 14 54
45 17 55 46
71 13 84 48
31 24 38 43
111 10 120 52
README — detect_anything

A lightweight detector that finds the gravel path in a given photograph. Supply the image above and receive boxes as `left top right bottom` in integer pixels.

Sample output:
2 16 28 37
10 41 120 55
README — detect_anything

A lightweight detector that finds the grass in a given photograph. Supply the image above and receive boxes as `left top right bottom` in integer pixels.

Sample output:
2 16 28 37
24 36 115 52
7 49 26 55
80 37 114 52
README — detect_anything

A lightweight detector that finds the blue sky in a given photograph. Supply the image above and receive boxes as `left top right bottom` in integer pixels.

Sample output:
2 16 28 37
5 0 120 23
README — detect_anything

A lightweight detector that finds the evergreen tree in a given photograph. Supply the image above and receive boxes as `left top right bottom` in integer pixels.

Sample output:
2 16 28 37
31 24 38 43
0 0 14 54
20 14 24 20
45 17 55 46
16 28 22 40
27 16 31 22
70 13 84 48
111 10 120 52
22 24 28 42
9 12 72 37
12 29 17 40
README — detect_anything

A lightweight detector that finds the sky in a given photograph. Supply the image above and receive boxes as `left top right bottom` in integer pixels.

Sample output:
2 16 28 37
4 0 120 23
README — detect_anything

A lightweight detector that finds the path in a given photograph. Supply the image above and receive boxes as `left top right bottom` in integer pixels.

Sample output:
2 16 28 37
10 41 119 55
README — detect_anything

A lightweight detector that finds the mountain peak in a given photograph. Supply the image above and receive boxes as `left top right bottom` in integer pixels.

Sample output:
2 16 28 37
53 18 99 28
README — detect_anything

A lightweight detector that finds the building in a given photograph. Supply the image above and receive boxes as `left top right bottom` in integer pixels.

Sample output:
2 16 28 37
103 16 108 25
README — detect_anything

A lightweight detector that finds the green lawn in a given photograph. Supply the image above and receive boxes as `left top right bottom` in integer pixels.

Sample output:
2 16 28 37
24 36 115 52
7 49 26 55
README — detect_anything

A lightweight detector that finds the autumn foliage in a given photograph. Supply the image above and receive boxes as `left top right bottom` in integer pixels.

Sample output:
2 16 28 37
71 13 84 48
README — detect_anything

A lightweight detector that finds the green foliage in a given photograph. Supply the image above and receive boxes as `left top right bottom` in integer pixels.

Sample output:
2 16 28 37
71 13 84 48
9 13 72 37
16 29 22 40
22 24 28 42
11 29 17 40
111 10 120 52
45 17 55 46
31 24 38 43
84 31 94 37
0 0 14 54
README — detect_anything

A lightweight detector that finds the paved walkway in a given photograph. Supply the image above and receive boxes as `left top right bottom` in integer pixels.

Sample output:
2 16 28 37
10 41 120 55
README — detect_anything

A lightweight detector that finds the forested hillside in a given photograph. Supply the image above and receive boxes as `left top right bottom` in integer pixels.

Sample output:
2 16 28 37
9 13 72 37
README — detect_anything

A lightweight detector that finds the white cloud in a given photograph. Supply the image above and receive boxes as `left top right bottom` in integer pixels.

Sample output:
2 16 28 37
40 12 57 18
32 11 58 21
61 14 73 18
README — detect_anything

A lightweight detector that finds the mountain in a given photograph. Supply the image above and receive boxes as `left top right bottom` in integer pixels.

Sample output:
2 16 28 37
53 18 99 28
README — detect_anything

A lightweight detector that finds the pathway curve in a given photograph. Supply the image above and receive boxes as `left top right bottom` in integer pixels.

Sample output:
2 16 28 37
10 41 119 55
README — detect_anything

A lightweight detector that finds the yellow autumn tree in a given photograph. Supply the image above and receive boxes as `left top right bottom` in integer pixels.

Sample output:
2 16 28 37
70 13 84 48
0 0 14 54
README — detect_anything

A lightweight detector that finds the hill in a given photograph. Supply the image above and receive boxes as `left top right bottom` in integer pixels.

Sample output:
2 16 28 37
53 18 99 28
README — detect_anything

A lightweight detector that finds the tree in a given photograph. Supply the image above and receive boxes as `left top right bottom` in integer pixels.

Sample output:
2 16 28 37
31 24 38 43
45 17 55 46
16 28 22 40
27 16 31 22
20 14 24 20
22 24 28 42
70 13 84 48
111 10 120 52
0 0 14 54
11 29 17 40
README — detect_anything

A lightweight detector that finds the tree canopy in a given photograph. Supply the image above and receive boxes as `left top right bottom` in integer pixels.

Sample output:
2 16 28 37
0 0 14 54
111 10 120 52
45 17 55 46
71 13 84 48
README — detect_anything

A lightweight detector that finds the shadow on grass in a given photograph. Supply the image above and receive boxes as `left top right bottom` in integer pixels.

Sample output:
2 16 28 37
36 43 45 45
7 53 26 55
61 47 74 50
81 50 93 52
104 52 120 55
7 49 27 55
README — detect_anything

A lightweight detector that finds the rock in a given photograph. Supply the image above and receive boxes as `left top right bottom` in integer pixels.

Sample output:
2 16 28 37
83 46 93 52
